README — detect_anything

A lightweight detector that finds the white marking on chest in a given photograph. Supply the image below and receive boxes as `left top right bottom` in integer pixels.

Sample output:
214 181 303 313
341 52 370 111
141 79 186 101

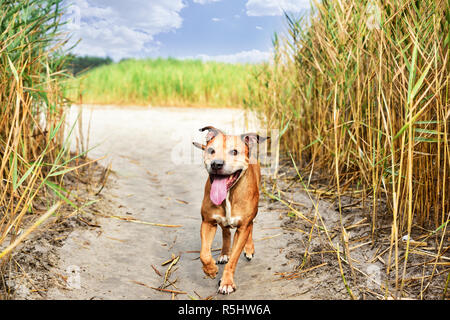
213 192 240 228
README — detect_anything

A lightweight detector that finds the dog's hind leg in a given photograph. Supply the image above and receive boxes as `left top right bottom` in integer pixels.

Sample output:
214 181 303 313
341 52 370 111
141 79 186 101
243 223 255 261
218 227 231 264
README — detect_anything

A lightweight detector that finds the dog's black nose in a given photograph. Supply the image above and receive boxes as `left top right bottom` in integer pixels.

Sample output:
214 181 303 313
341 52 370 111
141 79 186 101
211 160 224 171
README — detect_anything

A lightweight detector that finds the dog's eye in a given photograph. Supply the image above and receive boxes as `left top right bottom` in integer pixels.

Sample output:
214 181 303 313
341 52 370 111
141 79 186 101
207 148 215 155
230 149 238 156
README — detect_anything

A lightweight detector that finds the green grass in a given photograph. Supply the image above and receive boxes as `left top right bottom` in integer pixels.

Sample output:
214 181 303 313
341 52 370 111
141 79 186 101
69 58 260 108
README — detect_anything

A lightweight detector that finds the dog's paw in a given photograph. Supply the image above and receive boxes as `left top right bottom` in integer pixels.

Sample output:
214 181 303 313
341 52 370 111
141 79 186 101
244 249 254 261
217 255 229 264
202 263 219 279
244 252 254 261
217 279 236 295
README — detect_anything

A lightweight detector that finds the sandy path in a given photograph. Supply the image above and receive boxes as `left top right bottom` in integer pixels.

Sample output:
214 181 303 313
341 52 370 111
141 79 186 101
46 105 306 300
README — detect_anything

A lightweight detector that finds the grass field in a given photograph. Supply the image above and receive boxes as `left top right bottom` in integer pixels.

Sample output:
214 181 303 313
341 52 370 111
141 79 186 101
69 58 260 108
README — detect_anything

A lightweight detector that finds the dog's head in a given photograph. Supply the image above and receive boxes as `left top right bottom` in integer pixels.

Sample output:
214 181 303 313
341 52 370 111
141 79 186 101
193 126 269 205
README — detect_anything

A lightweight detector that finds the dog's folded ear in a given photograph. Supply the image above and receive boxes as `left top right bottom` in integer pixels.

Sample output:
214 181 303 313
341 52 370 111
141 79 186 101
199 126 225 143
240 133 270 145
193 142 206 150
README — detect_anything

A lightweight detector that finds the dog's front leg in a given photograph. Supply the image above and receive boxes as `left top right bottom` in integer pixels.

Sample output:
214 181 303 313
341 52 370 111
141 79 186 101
218 222 252 294
200 221 219 278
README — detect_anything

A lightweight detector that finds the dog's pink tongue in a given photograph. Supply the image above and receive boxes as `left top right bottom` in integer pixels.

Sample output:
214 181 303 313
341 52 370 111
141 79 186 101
210 176 228 206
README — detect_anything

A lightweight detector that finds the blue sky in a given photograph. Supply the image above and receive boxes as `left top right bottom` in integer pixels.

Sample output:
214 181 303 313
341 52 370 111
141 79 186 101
64 0 310 63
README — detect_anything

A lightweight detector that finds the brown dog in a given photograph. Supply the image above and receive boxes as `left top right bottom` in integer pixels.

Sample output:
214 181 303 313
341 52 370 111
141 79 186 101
193 126 269 294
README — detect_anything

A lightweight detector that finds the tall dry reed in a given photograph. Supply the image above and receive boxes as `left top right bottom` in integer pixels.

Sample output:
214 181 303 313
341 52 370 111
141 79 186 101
0 1 73 267
248 0 449 296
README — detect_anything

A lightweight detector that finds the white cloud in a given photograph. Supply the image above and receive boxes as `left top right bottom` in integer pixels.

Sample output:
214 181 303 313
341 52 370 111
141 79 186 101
211 17 222 22
245 0 310 16
64 0 185 60
183 49 272 64
255 26 263 30
193 0 221 4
